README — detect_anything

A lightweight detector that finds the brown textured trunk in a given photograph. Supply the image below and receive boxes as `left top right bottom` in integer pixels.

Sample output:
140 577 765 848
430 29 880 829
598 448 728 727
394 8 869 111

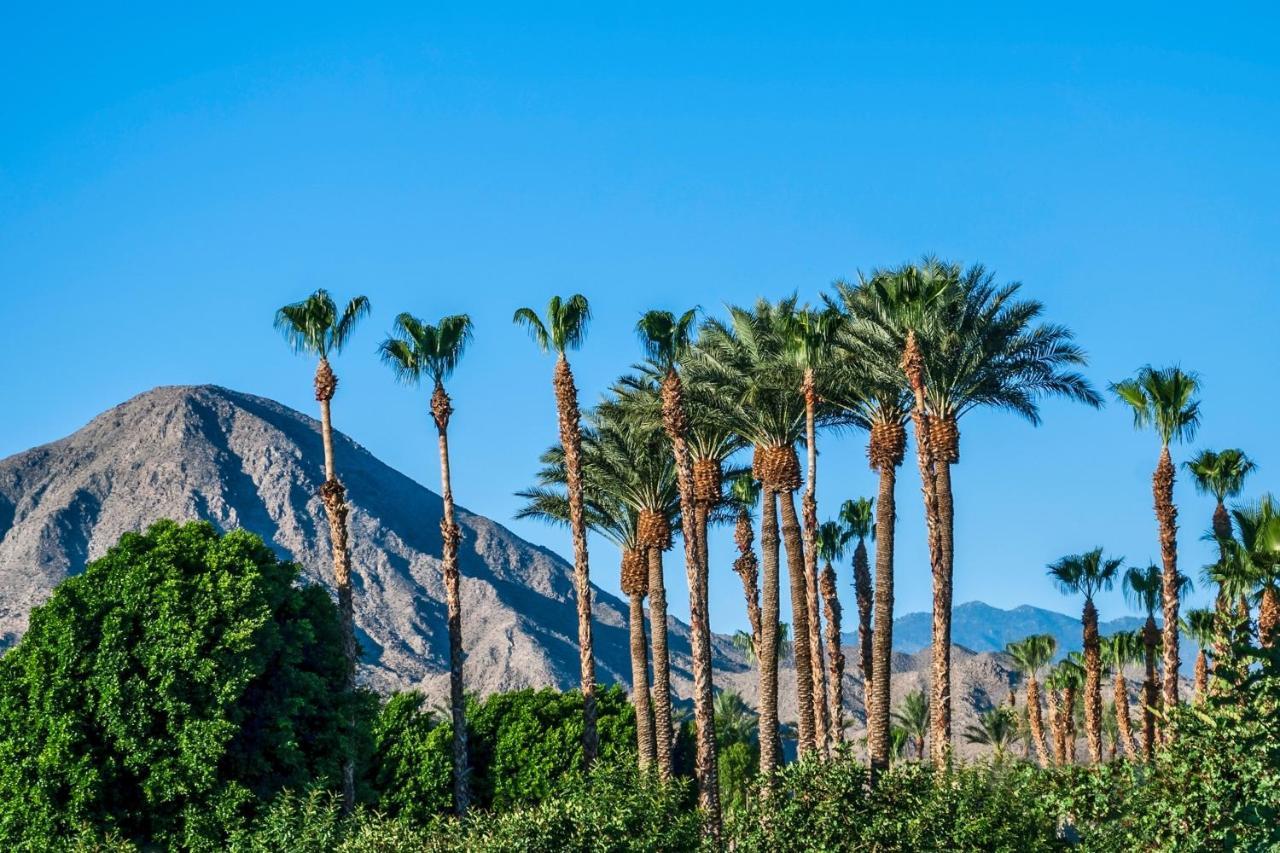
852 538 874 694
661 371 720 838
801 370 830 756
1046 686 1065 766
1026 675 1049 768
758 487 782 780
901 332 949 766
1193 650 1207 703
432 384 470 814
553 355 598 766
819 563 845 745
1082 600 1103 765
647 546 674 779
780 489 816 757
1064 684 1078 764
314 358 358 813
1113 668 1134 759
866 454 900 775
1141 616 1158 762
733 510 762 654
1212 501 1233 660
628 592 656 769
1261 588 1280 649
1153 446 1181 714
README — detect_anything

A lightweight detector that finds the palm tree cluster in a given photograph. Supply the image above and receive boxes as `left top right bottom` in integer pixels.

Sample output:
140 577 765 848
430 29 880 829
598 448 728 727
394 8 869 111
270 261 1273 836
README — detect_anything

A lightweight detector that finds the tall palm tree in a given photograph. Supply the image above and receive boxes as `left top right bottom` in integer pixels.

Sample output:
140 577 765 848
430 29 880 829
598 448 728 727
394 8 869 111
636 309 720 835
963 707 1020 764
1047 548 1123 764
728 474 763 658
274 288 370 812
815 520 848 744
1005 633 1056 767
1124 563 1171 761
1183 608 1217 703
378 312 474 813
1103 630 1143 759
513 294 599 766
1112 366 1201 713
839 498 876 695
891 690 929 760
689 299 818 768
826 283 913 775
1230 496 1280 648
1185 449 1256 650
785 305 843 754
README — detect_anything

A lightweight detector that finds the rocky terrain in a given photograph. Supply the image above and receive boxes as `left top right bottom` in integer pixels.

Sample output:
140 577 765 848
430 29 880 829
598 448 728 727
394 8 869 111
1 384 1122 754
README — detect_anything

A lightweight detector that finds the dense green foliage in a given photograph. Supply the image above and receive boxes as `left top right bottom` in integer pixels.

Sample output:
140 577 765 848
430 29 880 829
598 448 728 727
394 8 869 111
0 520 358 849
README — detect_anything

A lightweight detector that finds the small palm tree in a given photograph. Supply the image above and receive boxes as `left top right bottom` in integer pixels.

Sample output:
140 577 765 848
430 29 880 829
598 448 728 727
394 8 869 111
891 690 929 760
379 312 474 814
1005 633 1056 767
1047 548 1123 764
839 498 876 694
1112 366 1201 714
963 707 1021 764
1230 496 1280 648
815 519 849 742
1103 630 1143 759
274 288 370 813
1183 608 1217 703
513 295 599 766
1050 655 1086 765
1124 563 1185 761
732 623 792 664
1186 449 1256 652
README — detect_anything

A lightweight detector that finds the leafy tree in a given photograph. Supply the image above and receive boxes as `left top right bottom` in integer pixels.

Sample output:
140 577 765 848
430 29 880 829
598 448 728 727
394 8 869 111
0 521 358 848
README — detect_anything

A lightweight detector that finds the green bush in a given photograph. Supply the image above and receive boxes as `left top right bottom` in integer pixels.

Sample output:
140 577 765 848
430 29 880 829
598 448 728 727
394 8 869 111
0 520 361 850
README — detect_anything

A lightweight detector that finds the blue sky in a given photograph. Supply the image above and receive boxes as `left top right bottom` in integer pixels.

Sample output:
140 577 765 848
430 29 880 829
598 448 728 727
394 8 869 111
3 3 1278 635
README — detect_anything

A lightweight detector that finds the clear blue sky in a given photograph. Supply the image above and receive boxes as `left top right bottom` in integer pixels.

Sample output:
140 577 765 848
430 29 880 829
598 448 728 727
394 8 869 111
3 3 1278 635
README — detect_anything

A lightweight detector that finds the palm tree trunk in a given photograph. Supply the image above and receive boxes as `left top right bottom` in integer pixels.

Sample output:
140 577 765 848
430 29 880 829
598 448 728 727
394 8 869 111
867 458 899 775
628 591 656 769
314 358 358 813
780 489 816 757
1153 446 1181 713
758 487 782 780
801 371 830 756
553 355 598 766
1193 650 1208 703
661 371 720 838
1026 676 1049 768
1261 588 1280 648
647 546 674 780
1046 686 1064 765
432 385 470 814
733 510 762 654
1064 684 1078 764
852 538 874 696
1082 600 1103 765
929 459 954 766
819 562 845 745
1141 616 1158 762
1113 669 1134 759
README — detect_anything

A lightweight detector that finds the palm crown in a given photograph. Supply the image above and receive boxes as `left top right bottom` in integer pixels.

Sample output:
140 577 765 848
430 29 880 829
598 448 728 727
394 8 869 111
274 289 371 358
1006 633 1056 678
839 497 874 542
728 472 761 513
1110 366 1201 447
513 294 591 355
784 305 842 373
1102 631 1143 669
636 309 698 371
1182 608 1218 648
1124 563 1191 618
378 313 473 386
1047 548 1123 602
815 520 849 564
1184 449 1257 503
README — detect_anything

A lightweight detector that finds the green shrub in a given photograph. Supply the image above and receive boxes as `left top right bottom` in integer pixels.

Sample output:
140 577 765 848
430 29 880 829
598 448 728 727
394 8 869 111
0 520 361 850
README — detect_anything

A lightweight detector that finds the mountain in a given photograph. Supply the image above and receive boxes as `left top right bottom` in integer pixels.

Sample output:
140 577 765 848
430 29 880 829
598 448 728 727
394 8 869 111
0 384 1113 753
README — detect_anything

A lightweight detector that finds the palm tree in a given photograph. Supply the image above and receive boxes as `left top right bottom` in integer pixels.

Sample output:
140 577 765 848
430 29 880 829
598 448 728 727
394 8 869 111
728 474 763 659
1103 630 1143 759
1047 548 1123 764
1051 655 1085 765
1005 634 1056 767
963 707 1021 764
513 295 599 766
785 305 843 754
732 623 793 664
891 690 929 760
636 309 720 835
1230 496 1280 648
378 312 474 813
1183 608 1217 703
815 519 848 743
688 300 818 768
1112 366 1201 713
1124 563 1170 761
274 288 370 812
1185 449 1256 650
839 498 876 695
